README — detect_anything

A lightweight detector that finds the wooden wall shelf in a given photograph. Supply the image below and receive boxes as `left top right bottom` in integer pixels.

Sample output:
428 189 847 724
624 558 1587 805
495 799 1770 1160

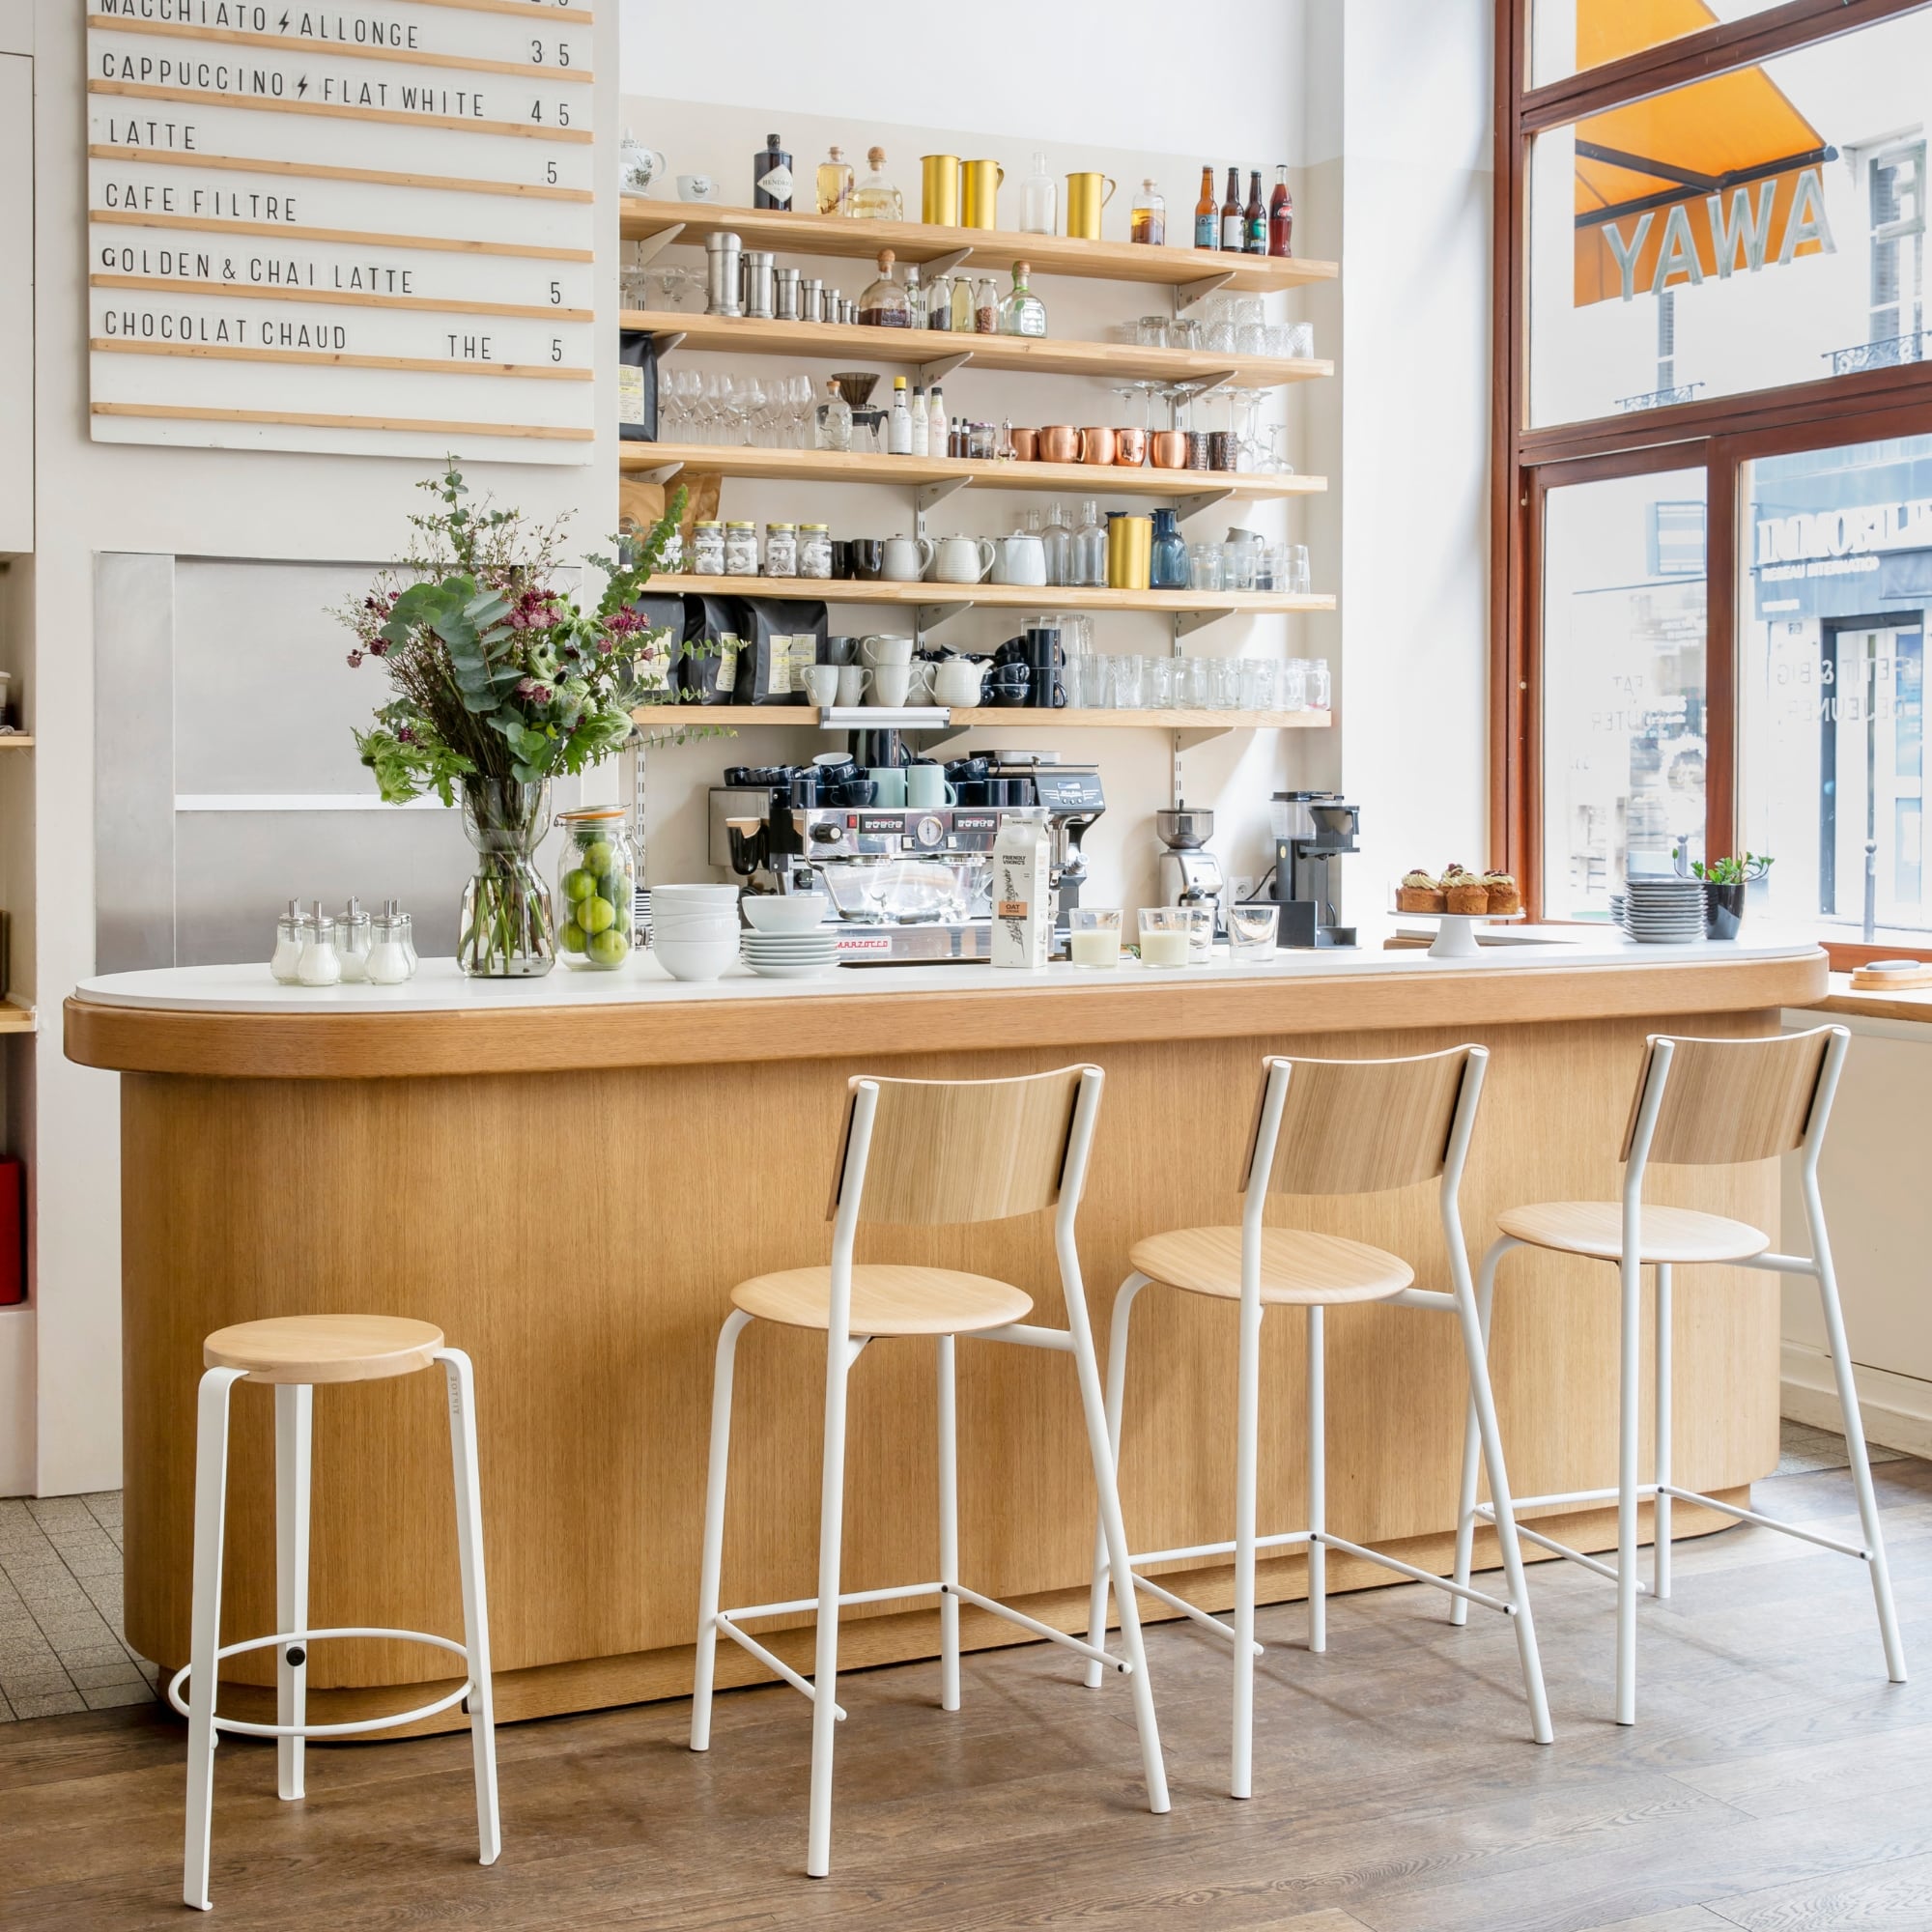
0 1003 37 1034
619 442 1325 503
620 198 1338 298
653 575 1331 620
621 310 1329 390
0 736 33 750
635 704 1329 733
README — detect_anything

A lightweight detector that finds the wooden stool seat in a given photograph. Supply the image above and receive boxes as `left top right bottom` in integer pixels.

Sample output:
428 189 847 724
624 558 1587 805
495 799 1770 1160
202 1314 446 1385
1496 1201 1769 1264
1130 1225 1414 1305
730 1265 1034 1337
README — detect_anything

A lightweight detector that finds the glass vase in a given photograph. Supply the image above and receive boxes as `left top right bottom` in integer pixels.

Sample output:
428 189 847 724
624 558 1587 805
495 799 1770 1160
458 778 554 978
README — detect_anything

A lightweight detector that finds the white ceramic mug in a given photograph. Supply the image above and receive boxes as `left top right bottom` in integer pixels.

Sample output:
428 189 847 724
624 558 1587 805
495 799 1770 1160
882 535 935 582
932 660 986 707
870 665 912 706
931 535 995 584
836 664 872 706
990 532 1048 586
860 634 914 668
906 764 955 809
800 664 839 706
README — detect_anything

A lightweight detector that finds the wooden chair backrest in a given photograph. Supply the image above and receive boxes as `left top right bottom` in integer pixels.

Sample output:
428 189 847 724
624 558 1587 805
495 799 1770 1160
830 1065 1089 1226
1249 1046 1472 1196
1620 1028 1833 1166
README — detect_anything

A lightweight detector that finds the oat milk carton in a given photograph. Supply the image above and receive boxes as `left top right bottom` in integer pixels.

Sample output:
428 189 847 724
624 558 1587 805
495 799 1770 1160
991 809 1053 970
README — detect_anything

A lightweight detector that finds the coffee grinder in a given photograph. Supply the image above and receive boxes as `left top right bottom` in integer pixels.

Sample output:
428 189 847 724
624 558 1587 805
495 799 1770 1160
1271 790 1359 947
1155 805 1226 934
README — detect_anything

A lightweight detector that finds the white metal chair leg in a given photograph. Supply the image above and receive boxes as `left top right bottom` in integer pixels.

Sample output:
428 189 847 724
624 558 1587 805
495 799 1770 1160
1231 1294 1264 1800
806 1332 854 1877
438 1350 499 1867
1306 1305 1326 1655
1085 1272 1147 1690
692 1310 751 1753
184 1367 244 1914
1615 1254 1643 1726
1654 1264 1672 1603
1450 1239 1508 1628
274 1382 313 1803
937 1334 961 1713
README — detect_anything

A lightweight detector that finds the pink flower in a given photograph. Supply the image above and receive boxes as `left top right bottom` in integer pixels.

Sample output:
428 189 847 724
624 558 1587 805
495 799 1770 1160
347 649 365 668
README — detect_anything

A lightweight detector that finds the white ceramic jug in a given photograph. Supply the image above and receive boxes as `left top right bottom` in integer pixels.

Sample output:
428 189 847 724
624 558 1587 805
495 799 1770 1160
990 532 1048 586
931 535 996 583
882 534 935 582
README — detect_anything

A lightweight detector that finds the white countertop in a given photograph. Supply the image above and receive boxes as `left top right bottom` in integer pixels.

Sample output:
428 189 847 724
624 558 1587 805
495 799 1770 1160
72 927 1826 1015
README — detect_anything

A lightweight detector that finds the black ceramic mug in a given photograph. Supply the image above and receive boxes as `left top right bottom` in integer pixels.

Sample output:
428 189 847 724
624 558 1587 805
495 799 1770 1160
831 541 856 581
849 539 886 582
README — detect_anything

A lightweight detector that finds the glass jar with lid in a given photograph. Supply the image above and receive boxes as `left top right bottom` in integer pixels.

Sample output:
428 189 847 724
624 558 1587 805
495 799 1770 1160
336 896 373 981
690 520 724 575
763 522 798 578
723 521 759 576
556 807 638 972
798 524 832 579
270 898 310 983
366 908 414 984
859 249 911 327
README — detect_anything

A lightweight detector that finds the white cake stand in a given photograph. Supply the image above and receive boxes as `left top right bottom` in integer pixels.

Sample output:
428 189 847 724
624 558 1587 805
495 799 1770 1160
1392 907 1526 959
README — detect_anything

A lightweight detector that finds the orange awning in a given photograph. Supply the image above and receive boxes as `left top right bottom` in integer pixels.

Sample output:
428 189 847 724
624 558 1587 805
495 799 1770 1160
1572 0 1833 304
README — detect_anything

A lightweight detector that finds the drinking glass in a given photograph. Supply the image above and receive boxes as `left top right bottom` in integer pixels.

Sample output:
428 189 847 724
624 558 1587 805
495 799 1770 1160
1069 906 1122 968
1204 658 1235 710
1305 658 1331 709
1137 907 1195 968
1135 316 1170 349
1187 543 1223 591
1238 657 1272 710
1147 656 1177 708
1179 655 1210 708
1170 316 1202 352
1277 658 1307 711
1237 320 1269 357
1287 321 1315 357
1227 903 1280 956
1284 544 1312 594
1111 655 1146 709
1222 540 1256 591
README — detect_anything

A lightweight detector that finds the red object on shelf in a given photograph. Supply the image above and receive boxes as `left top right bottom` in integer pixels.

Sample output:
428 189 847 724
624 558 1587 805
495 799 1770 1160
0 1156 22 1305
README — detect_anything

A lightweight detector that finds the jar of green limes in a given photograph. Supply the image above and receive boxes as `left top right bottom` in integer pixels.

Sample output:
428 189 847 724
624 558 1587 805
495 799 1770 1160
554 806 638 971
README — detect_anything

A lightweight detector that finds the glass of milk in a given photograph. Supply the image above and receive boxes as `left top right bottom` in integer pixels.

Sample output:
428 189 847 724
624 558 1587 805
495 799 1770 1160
1068 907 1122 968
1137 907 1196 968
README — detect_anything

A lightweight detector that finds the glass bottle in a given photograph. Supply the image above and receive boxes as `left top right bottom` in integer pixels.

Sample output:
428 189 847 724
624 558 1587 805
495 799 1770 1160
1041 500 1072 586
1070 499 1107 587
926 270 953 330
859 249 911 327
1019 151 1057 235
1268 165 1294 257
998 261 1046 337
1220 166 1243 251
927 384 947 454
851 146 903 220
974 271 1000 334
951 273 975 332
909 383 929 456
753 133 793 211
902 263 927 329
816 378 852 451
1130 179 1166 247
1150 507 1188 588
816 144 854 216
1244 169 1266 254
888 376 913 455
270 899 309 983
1194 165 1217 249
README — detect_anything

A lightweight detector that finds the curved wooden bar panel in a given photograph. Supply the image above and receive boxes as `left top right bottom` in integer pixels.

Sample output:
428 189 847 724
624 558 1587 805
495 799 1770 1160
75 947 1825 1729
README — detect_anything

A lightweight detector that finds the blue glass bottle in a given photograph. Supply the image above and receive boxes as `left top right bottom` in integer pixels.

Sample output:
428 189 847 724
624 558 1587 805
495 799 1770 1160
1150 507 1188 588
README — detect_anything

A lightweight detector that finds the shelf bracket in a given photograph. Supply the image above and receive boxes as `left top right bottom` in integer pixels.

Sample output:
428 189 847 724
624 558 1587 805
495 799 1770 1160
1189 369 1239 400
628 458 687 485
647 328 688 355
1174 608 1226 639
916 476 973 515
918 351 975 385
1176 270 1236 310
922 246 973 278
1177 487 1236 525
628 222 688 268
1176 724 1234 753
914 601 973 636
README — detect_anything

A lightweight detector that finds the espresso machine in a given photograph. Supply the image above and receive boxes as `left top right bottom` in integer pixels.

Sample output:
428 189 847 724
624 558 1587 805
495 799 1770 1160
1155 805 1226 934
1270 790 1359 948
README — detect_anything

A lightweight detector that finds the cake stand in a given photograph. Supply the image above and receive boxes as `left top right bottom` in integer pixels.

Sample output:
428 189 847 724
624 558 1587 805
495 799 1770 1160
1392 907 1526 960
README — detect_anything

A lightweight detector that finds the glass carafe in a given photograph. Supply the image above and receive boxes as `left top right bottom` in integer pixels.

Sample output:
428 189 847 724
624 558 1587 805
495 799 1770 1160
1150 507 1187 589
1041 500 1072 587
859 249 911 327
1019 152 1057 235
851 146 903 220
1069 499 1107 587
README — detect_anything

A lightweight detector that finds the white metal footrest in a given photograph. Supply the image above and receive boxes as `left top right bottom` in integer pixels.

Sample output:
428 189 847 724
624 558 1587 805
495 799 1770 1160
1315 1534 1517 1615
1658 1485 1873 1560
945 1584 1133 1673
1471 1501 1654 1593
167 1628 476 1739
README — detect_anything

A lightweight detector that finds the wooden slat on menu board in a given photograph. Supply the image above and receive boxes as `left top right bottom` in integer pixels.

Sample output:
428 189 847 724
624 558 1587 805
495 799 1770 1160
90 210 594 263
88 146 595 205
88 82 596 144
92 17 596 83
92 340 594 382
92 276 595 325
93 404 594 442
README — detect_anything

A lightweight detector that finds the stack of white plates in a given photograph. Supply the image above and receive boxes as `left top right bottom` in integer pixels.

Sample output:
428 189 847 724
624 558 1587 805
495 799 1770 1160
1621 876 1705 944
741 930 838 980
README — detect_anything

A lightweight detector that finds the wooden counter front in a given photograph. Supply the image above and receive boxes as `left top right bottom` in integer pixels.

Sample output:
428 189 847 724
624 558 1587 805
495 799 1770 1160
70 945 1826 1729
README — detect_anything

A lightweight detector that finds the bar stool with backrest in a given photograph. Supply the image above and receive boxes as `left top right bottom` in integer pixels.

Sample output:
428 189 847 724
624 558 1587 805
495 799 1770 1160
173 1314 499 1912
690 1064 1167 1879
1085 1045 1553 1800
1452 1024 1906 1725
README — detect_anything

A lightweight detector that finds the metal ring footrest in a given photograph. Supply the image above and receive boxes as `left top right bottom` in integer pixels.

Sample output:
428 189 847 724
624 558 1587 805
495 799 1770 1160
167 1627 475 1739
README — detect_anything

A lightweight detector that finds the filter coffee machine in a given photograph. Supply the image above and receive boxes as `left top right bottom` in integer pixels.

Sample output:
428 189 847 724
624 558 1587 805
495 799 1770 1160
1270 791 1359 948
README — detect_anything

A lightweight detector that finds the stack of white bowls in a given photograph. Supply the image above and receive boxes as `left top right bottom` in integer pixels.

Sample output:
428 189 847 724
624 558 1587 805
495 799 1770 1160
649 884 741 980
741 892 838 978
1621 875 1706 944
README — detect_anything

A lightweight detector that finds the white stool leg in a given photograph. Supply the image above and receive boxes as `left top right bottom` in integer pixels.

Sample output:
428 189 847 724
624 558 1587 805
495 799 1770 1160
274 1382 313 1802
807 1335 856 1878
438 1350 499 1867
692 1311 751 1753
1231 1294 1264 1799
1307 1305 1326 1655
1450 1240 1507 1628
1653 1264 1672 1603
1615 1253 1643 1726
1085 1273 1147 1691
184 1367 243 1914
937 1333 960 1714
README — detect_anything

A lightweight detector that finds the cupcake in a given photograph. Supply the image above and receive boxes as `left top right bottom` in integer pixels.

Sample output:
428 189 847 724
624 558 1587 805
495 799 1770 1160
1483 869 1521 916
1442 863 1489 916
1397 869 1446 914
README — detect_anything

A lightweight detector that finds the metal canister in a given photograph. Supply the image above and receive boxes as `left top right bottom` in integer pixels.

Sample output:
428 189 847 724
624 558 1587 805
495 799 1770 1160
921 154 962 226
740 249 776 320
1105 512 1152 590
802 276 825 322
774 268 802 322
704 232 743 316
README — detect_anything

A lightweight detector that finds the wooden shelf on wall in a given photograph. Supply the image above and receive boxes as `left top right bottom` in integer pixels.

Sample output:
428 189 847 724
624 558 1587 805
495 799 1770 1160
619 441 1325 504
0 1003 37 1035
0 736 33 750
621 198 1338 298
621 310 1329 390
636 704 1329 733
653 575 1331 620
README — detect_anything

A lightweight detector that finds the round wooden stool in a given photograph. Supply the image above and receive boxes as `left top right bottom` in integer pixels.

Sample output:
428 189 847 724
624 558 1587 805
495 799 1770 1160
171 1315 499 1912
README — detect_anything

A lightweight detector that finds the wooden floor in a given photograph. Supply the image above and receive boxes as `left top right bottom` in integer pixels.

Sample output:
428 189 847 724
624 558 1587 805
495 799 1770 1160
3 1449 1929 1932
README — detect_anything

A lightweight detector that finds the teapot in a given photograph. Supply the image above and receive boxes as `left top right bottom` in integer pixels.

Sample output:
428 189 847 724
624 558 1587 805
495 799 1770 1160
989 531 1048 587
618 128 668 196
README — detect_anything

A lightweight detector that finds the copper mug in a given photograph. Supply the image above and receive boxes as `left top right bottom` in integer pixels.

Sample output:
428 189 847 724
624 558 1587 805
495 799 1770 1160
1009 426 1038 461
1037 424 1080 464
1079 426 1117 465
1113 427 1148 467
1149 431 1188 469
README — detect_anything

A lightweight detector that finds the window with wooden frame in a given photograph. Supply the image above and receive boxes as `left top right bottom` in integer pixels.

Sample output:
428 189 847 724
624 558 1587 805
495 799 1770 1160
1494 0 1932 961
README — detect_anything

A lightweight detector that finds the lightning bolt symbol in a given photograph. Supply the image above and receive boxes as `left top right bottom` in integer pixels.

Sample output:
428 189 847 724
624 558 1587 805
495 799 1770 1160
296 75 309 99
278 12 290 29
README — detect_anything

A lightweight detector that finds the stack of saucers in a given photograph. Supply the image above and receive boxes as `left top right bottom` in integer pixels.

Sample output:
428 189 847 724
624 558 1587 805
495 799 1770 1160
740 929 839 979
1621 875 1706 944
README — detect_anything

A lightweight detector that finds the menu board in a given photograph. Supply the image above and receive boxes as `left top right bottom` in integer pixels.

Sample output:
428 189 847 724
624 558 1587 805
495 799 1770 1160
86 0 598 466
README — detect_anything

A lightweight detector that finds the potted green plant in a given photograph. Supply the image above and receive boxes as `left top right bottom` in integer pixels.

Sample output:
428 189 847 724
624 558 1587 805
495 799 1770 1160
337 463 688 978
1683 851 1773 940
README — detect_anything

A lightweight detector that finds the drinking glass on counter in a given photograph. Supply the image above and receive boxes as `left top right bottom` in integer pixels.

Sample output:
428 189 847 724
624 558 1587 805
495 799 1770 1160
1068 907 1122 968
1227 903 1281 955
1137 907 1195 968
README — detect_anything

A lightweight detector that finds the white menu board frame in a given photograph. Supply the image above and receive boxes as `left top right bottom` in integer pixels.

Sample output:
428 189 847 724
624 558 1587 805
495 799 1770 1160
86 0 600 466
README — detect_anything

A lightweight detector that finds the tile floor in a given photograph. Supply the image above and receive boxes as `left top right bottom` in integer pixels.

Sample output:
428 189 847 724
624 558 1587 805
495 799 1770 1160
0 1421 1908 1725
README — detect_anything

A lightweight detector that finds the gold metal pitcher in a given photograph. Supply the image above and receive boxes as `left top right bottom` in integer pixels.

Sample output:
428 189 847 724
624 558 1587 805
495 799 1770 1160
1106 512 1151 590
1065 171 1117 241
960 159 1004 230
921 155 961 227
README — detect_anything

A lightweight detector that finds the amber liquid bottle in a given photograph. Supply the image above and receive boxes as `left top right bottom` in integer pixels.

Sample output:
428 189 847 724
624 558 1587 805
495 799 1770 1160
1268 165 1294 257
1219 166 1243 251
1194 165 1217 249
1243 170 1266 253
